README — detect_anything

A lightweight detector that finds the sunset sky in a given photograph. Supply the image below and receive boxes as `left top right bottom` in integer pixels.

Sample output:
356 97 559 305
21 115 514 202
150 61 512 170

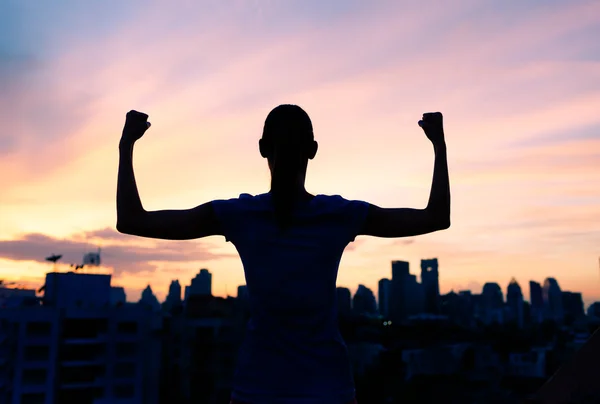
1 0 599 306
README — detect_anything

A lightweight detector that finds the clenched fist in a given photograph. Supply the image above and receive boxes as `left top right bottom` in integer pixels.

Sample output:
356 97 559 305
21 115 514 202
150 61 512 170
121 110 151 146
418 112 444 145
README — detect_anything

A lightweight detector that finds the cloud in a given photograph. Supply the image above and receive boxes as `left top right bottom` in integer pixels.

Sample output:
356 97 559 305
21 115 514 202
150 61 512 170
0 228 235 274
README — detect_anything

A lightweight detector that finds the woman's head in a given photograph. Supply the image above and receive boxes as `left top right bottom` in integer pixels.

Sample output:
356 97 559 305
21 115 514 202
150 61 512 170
259 104 318 232
259 104 318 179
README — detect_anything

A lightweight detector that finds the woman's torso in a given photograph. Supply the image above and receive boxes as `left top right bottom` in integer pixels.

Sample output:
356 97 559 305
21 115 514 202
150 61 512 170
212 193 369 404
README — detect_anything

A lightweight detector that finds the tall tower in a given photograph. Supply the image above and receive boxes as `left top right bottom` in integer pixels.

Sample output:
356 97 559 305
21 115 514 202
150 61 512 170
543 277 564 323
378 278 391 318
506 278 524 328
185 269 212 300
421 258 440 314
390 261 410 322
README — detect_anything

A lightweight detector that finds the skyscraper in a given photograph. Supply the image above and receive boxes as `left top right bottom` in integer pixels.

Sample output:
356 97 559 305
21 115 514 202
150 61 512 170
164 280 182 311
421 258 440 314
352 285 377 315
529 281 544 323
139 285 161 311
404 274 424 316
378 278 391 318
543 277 564 323
506 278 524 328
562 291 584 323
482 282 504 324
390 261 410 322
185 269 212 300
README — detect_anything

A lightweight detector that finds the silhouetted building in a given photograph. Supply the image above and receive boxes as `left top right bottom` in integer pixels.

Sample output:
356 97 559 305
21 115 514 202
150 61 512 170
506 278 524 328
43 272 111 308
441 291 473 327
336 287 352 318
352 285 377 315
164 280 183 312
110 286 127 306
390 260 410 322
562 291 584 324
481 283 504 325
457 290 476 327
587 302 600 318
378 278 391 318
405 274 424 316
185 269 212 300
139 285 161 311
543 277 564 323
0 287 37 308
0 273 162 404
421 258 440 314
529 281 544 323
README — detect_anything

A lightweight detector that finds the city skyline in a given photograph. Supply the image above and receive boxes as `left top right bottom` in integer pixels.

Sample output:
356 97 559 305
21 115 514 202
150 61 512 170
1 1 600 303
106 263 599 312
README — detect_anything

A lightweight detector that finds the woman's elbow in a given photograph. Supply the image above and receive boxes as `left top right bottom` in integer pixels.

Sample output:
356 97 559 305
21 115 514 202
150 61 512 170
116 218 142 235
116 221 133 234
437 218 451 230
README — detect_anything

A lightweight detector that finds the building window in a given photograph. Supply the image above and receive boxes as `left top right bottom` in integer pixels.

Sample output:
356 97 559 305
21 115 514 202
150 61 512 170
21 368 47 385
60 364 105 384
62 318 108 339
117 321 137 334
56 387 103 403
26 322 52 337
60 342 105 362
20 393 45 404
24 345 50 362
113 362 136 379
115 342 136 358
113 384 135 399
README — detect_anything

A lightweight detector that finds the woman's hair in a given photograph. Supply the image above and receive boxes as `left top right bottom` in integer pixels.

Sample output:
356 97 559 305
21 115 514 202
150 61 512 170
262 104 314 232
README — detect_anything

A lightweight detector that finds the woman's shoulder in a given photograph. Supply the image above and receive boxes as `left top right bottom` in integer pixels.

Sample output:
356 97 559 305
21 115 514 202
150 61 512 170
312 194 370 213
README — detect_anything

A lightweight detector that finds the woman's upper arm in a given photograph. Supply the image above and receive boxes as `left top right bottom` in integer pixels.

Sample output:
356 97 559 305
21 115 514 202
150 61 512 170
359 204 450 238
116 201 223 240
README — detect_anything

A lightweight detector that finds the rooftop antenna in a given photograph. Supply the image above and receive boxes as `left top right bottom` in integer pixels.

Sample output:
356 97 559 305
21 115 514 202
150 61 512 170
45 254 62 272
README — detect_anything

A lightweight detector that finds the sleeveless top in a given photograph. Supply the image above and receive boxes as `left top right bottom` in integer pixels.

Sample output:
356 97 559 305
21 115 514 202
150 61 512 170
212 193 370 404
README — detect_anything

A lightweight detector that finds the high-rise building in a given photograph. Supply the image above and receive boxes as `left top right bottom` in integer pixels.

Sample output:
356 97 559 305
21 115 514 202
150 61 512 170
336 287 352 317
352 285 377 315
562 291 584 323
185 269 212 300
110 287 127 306
378 279 391 318
529 281 544 323
139 285 161 311
421 258 440 314
506 278 524 328
543 277 564 323
164 280 183 311
0 272 162 404
390 261 410 322
587 302 600 318
43 272 111 308
482 282 504 325
404 274 424 316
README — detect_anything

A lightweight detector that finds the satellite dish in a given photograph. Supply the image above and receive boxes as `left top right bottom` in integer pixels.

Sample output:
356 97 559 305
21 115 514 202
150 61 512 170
45 254 62 263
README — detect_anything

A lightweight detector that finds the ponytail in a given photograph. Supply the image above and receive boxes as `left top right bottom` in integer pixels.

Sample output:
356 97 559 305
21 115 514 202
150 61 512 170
271 190 296 233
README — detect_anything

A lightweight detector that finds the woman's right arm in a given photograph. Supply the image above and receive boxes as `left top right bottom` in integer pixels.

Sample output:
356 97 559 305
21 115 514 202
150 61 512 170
116 111 222 240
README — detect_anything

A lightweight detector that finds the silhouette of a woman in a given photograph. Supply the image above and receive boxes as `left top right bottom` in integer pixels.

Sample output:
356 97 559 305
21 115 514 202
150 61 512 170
117 104 451 404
